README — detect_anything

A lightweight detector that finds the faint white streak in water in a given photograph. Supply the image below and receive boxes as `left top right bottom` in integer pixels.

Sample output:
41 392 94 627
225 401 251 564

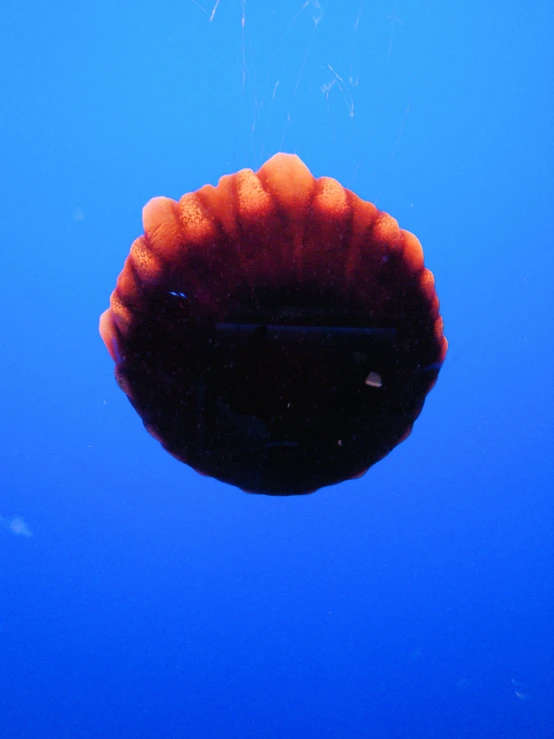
511 677 532 701
0 516 32 537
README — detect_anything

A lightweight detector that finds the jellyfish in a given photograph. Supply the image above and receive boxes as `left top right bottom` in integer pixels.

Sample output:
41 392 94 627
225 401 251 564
100 154 446 494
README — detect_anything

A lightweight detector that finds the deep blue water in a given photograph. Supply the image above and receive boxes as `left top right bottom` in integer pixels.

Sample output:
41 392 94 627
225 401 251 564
1 2 553 737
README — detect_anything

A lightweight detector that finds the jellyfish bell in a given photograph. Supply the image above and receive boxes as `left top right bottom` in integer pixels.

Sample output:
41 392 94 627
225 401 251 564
100 153 447 495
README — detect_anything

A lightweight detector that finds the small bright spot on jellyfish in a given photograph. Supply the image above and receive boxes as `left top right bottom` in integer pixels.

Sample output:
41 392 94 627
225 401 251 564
365 371 382 388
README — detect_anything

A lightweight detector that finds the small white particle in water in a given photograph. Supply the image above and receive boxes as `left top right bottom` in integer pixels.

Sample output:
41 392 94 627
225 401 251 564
0 516 32 537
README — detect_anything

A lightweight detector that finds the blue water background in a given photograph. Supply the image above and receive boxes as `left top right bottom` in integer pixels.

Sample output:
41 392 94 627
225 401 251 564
1 2 553 737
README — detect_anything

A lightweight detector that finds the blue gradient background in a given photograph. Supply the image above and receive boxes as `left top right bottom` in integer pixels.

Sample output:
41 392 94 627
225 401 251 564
1 2 553 737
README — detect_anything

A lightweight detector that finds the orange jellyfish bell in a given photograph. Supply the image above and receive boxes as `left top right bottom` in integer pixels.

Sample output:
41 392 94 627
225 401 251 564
100 153 447 495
